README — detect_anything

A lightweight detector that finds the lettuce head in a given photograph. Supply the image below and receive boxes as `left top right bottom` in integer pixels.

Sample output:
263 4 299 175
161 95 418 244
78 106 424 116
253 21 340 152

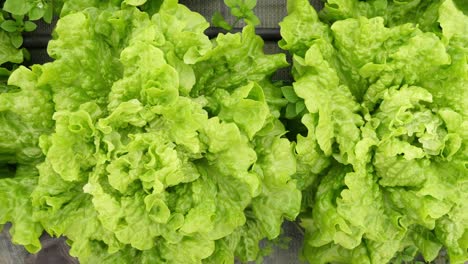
0 0 300 263
280 0 468 263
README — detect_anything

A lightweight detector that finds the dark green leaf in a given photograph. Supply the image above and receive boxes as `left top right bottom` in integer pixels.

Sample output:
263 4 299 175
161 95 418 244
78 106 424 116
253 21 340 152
0 67 10 77
43 6 53 23
28 6 46 21
10 34 23 48
211 11 232 31
245 14 260 25
231 7 244 18
12 14 25 23
3 0 33 16
295 101 306 114
453 0 468 15
285 103 297 119
22 47 30 61
281 86 300 103
1 20 19 32
23 21 37 32
139 0 164 15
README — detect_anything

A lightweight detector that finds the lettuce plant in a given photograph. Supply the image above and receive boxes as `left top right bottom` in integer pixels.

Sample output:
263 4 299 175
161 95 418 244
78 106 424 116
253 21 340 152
0 1 300 263
280 0 467 263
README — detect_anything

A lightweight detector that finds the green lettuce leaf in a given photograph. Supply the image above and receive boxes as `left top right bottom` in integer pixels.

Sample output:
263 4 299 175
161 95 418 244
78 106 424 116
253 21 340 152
0 168 42 253
0 66 54 164
192 25 288 96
